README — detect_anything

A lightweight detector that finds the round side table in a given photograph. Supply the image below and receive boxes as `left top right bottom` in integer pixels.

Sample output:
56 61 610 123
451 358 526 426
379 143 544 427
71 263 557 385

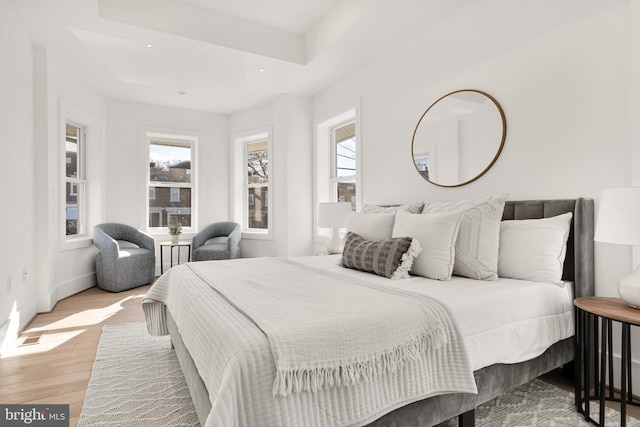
574 296 640 426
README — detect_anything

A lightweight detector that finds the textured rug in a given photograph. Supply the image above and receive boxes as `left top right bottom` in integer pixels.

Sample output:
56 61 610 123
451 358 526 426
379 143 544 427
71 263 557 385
80 322 640 426
78 322 199 426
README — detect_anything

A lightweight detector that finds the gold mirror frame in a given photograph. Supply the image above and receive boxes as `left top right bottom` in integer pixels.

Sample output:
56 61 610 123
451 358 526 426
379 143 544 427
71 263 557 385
411 89 506 188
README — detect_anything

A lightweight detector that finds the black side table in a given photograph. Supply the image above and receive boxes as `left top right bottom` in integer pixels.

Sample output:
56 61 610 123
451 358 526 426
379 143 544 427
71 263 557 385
160 241 191 274
575 296 640 426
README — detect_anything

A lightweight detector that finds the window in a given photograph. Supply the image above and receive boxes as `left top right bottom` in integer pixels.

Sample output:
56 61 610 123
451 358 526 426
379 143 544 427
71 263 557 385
65 123 85 236
245 139 269 231
314 105 360 240
332 122 357 210
148 137 194 230
233 129 272 237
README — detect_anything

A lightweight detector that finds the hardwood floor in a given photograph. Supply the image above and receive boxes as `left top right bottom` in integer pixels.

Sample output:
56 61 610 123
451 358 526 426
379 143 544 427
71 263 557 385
0 285 150 426
1 285 639 426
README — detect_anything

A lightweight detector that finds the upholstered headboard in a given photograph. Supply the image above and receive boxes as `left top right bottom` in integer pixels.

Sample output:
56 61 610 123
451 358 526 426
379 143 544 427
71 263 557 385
502 198 595 298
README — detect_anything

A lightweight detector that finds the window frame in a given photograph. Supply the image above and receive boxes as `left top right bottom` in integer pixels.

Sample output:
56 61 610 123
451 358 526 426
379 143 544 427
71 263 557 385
145 131 198 235
59 99 106 251
330 121 357 209
64 121 86 239
233 128 273 240
313 103 361 242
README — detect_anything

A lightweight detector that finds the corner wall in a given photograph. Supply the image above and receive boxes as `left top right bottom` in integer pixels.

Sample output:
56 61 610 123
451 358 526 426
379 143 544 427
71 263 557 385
0 1 36 352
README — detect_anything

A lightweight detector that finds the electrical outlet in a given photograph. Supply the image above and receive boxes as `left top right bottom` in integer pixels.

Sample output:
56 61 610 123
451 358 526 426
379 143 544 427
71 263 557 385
6 277 11 294
22 268 27 283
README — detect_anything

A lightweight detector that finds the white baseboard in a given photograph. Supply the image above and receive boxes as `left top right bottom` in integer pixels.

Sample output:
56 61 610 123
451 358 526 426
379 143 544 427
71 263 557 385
37 272 96 313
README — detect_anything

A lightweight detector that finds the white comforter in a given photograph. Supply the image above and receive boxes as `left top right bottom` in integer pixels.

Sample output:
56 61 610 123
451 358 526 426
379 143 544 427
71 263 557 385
298 255 575 371
143 257 478 427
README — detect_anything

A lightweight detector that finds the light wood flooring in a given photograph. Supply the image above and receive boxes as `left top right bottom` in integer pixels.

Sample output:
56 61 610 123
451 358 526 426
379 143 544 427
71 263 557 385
0 285 150 426
1 284 639 426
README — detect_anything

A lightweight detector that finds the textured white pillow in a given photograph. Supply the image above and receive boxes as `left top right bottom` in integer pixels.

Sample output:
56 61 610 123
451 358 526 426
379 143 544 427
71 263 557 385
361 201 424 215
498 212 573 284
346 212 395 241
392 210 464 280
422 193 508 280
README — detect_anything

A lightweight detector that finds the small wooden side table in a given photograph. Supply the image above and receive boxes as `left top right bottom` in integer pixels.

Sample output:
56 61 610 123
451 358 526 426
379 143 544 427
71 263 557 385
574 296 640 426
160 241 191 274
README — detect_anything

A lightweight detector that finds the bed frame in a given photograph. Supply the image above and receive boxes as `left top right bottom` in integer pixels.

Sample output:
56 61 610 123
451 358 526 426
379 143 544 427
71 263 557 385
167 198 595 427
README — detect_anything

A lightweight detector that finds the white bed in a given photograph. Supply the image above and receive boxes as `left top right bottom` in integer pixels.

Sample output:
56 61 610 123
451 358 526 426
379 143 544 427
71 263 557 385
143 198 595 427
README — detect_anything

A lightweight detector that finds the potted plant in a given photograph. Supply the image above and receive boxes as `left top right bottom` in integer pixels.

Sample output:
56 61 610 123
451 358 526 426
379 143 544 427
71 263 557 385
168 223 182 244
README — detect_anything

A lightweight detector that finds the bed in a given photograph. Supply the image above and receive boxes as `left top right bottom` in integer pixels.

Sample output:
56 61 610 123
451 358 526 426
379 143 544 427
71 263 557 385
143 197 594 427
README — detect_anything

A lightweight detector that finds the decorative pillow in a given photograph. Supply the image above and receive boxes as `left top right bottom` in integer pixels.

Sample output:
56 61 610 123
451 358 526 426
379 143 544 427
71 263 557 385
498 212 573 284
422 193 508 280
341 232 422 279
392 210 464 280
346 212 395 241
361 201 424 215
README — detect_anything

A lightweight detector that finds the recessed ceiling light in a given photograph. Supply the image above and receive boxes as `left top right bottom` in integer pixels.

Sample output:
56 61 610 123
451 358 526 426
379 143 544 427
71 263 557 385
177 90 186 95
146 44 153 48
259 68 265 72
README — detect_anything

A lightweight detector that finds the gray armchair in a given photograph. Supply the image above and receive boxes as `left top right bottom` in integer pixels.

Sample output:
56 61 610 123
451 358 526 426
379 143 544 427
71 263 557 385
192 222 241 261
93 223 156 292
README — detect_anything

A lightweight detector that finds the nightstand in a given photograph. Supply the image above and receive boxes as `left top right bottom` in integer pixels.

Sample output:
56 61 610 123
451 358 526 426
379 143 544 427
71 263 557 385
574 296 640 426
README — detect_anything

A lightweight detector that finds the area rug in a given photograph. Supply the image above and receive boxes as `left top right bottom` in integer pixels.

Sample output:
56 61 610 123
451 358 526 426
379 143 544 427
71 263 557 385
80 322 640 427
78 322 199 426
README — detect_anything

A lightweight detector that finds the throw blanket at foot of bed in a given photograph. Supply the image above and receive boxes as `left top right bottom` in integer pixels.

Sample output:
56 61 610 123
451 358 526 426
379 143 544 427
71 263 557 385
143 257 477 427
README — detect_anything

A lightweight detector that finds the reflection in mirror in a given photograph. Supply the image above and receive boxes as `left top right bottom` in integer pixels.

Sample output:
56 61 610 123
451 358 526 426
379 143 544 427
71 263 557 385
412 90 506 187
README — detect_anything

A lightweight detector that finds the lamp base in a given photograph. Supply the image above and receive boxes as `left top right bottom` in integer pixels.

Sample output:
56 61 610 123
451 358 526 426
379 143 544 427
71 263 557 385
618 266 640 308
326 228 344 254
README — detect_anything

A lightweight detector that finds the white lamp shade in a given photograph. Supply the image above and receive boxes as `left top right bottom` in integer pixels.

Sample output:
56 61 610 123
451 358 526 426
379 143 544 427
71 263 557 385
318 202 352 228
595 187 640 245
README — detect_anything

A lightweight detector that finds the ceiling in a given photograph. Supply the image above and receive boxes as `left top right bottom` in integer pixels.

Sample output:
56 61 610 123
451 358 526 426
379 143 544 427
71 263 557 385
9 0 454 114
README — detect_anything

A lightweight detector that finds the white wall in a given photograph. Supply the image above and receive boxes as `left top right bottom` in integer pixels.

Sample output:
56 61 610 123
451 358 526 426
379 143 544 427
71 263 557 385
229 95 314 257
0 1 37 352
32 47 108 314
105 100 229 273
313 0 630 291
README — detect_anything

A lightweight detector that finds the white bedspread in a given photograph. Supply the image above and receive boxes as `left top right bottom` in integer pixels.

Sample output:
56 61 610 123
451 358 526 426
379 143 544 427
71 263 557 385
143 257 478 427
298 255 575 371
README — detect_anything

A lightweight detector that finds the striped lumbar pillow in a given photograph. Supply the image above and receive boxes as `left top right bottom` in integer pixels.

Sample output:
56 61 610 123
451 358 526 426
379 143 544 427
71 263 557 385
341 232 421 279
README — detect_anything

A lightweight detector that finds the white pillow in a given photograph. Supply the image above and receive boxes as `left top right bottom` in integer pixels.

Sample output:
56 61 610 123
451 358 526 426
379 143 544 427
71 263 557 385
422 193 508 280
346 212 395 241
392 210 464 280
498 212 573 284
361 201 424 215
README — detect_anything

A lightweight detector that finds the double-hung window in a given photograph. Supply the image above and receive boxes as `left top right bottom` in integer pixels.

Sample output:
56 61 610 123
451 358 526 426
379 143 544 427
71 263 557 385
65 123 85 236
147 137 194 230
233 129 272 237
245 139 269 232
314 107 359 240
331 121 357 209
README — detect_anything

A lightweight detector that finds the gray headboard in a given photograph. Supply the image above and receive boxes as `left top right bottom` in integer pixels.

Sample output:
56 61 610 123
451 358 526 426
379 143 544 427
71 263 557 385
502 198 595 298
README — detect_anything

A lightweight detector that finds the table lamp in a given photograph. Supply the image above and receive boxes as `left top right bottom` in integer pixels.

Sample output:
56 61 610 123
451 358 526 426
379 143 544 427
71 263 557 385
595 187 640 308
318 202 352 254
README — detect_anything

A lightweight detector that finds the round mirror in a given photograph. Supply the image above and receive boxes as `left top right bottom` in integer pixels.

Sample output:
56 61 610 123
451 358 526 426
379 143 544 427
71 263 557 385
411 89 506 187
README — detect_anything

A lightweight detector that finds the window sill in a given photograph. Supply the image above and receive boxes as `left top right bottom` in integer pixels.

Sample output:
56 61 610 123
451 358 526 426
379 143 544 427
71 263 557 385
61 236 93 251
241 231 272 241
